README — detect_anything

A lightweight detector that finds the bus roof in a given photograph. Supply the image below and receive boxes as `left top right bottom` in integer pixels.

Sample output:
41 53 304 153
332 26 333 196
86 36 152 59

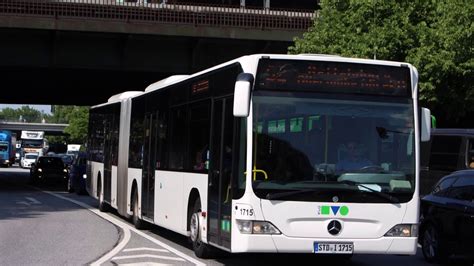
93 53 415 108
91 91 143 109
107 91 143 103
145 75 190 92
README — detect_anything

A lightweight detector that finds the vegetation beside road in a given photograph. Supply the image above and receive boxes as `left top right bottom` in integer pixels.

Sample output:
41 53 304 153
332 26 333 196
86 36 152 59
0 105 89 144
290 0 473 127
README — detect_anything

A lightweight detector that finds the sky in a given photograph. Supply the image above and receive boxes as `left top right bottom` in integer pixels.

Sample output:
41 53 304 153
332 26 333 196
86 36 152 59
0 104 52 114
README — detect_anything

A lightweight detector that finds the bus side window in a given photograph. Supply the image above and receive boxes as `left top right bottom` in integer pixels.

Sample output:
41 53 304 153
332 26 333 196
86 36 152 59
188 101 210 173
168 107 187 170
429 136 462 171
155 110 168 170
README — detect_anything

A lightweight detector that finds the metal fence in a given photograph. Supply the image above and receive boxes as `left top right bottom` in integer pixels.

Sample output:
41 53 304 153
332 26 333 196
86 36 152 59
0 0 316 31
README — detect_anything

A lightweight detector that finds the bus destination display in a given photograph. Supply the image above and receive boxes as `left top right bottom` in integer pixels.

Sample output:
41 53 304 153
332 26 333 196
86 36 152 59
256 59 410 96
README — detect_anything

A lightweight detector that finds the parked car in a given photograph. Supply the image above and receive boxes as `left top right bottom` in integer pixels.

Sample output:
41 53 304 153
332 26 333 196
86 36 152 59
30 156 69 186
68 152 87 195
21 153 38 168
420 128 474 196
419 170 474 263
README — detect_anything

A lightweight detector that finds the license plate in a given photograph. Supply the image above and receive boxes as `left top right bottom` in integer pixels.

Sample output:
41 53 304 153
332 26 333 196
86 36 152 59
314 242 353 254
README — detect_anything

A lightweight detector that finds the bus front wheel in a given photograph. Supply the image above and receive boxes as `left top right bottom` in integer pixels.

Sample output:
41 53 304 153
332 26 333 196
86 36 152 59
190 199 212 258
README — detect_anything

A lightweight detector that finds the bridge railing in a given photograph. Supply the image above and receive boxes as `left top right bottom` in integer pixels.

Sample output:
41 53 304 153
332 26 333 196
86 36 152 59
0 0 316 31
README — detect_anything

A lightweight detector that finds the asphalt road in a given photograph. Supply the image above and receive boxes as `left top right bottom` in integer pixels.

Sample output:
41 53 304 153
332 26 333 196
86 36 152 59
0 166 119 265
0 166 471 266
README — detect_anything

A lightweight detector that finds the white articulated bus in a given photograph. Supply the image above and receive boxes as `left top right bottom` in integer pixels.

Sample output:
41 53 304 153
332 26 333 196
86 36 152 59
87 54 432 258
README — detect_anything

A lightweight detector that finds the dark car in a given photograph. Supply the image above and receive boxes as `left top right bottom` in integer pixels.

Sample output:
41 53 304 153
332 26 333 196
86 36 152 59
67 152 87 195
30 156 69 186
58 153 74 168
419 170 474 263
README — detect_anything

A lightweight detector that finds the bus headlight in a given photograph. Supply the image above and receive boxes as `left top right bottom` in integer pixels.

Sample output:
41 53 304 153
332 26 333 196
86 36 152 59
63 169 68 173
236 220 281 235
38 168 42 172
384 224 418 237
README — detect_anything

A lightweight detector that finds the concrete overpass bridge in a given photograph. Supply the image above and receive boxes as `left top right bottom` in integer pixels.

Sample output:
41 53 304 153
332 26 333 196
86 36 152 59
0 0 317 106
0 121 69 136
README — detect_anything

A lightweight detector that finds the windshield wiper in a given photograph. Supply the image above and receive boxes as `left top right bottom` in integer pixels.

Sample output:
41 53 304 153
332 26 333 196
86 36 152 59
266 189 321 200
339 180 399 203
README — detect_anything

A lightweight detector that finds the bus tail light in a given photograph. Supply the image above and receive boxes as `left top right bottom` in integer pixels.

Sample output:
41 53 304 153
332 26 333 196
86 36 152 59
236 220 281 235
384 224 418 237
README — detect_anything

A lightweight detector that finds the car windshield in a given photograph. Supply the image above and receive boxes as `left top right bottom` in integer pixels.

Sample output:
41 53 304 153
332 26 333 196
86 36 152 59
60 155 73 164
252 91 415 203
25 154 38 160
38 157 64 168
22 140 43 148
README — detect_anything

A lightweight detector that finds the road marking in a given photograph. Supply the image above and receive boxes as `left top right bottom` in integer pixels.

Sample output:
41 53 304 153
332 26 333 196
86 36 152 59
118 263 172 266
90 223 131 266
16 201 30 206
112 254 185 262
16 197 42 206
25 197 41 204
37 190 205 266
123 247 169 253
122 223 205 266
36 190 132 266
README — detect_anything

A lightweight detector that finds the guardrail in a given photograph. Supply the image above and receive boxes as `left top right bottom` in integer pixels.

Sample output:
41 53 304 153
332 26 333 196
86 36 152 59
0 0 316 31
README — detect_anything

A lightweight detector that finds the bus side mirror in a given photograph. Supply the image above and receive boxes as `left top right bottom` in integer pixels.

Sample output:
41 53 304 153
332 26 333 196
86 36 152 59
421 107 431 142
233 73 254 117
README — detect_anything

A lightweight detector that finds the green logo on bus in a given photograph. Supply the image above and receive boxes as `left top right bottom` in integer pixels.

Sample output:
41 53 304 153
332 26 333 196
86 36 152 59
318 205 349 216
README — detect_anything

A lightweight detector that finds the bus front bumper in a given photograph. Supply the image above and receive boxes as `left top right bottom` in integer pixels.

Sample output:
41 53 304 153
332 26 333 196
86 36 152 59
231 234 417 255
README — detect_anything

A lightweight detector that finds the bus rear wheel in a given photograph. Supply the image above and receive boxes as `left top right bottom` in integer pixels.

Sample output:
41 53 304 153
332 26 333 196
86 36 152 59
190 199 212 258
132 190 145 229
98 179 108 212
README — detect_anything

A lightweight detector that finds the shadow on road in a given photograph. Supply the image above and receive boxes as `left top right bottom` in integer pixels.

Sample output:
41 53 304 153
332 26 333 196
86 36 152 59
0 165 93 221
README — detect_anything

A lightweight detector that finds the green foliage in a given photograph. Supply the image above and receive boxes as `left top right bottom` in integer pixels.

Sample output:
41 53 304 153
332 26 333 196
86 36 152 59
63 106 89 144
0 105 89 144
290 0 473 127
47 105 89 144
48 105 76 124
0 106 45 122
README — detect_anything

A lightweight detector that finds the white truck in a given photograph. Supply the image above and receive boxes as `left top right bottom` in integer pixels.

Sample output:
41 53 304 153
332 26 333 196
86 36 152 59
20 131 46 158
67 144 81 156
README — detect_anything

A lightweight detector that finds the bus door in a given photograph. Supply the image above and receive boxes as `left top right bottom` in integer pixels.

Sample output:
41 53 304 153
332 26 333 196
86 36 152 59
208 97 236 249
103 116 112 203
141 112 157 220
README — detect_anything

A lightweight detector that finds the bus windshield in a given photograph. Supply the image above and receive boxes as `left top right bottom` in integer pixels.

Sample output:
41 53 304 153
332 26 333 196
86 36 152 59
252 91 415 203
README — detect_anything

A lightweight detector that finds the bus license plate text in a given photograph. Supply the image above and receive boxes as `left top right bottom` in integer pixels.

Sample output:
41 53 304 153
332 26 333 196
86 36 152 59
314 242 353 254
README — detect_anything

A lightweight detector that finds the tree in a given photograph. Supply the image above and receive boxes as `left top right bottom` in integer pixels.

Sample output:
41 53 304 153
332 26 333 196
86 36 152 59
289 0 473 127
0 106 44 122
63 106 89 144
47 105 89 144
48 105 76 124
